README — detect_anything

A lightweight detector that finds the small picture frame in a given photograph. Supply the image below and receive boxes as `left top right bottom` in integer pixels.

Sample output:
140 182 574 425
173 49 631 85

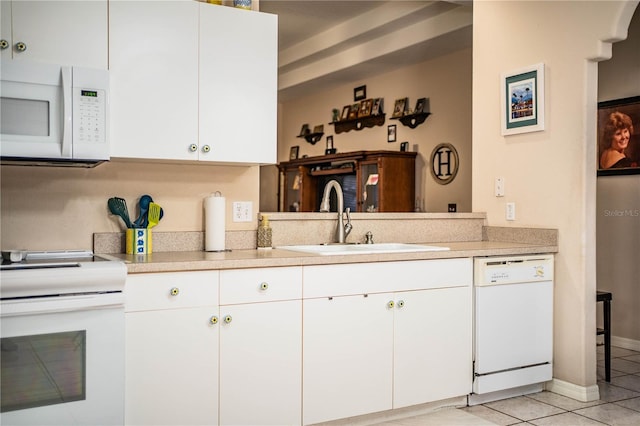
388 124 397 143
341 105 351 121
392 98 407 118
400 142 409 152
371 98 382 115
354 85 367 101
290 146 299 160
414 98 427 114
358 99 373 117
313 124 324 134
299 124 310 136
326 135 334 150
501 63 545 135
348 103 360 120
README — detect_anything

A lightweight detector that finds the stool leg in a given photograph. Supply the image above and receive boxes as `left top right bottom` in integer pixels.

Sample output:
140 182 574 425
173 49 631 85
604 299 611 382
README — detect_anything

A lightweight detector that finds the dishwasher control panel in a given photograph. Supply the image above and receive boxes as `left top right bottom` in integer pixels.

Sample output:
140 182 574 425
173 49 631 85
474 254 554 286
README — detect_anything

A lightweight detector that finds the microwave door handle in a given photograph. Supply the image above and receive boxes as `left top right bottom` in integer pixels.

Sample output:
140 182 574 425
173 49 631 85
61 66 73 158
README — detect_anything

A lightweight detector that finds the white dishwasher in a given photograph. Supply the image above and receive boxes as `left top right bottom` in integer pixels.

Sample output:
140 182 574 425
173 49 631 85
471 254 554 404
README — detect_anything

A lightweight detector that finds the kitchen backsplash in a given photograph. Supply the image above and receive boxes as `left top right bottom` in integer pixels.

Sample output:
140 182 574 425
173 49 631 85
93 212 558 254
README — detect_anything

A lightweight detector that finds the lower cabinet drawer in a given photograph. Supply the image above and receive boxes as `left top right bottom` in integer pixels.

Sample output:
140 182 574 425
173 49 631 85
125 270 219 312
220 266 302 305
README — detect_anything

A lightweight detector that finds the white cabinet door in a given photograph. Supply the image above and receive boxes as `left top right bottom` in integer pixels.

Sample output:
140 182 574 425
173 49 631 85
125 271 219 426
219 300 302 425
393 286 472 408
303 294 394 425
109 1 199 160
2 0 107 68
199 4 277 164
126 306 219 426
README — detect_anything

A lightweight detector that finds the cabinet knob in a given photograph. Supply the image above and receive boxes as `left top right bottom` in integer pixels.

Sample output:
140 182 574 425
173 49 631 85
189 143 198 153
260 282 269 291
202 144 211 153
0 40 8 50
397 300 405 308
209 315 219 325
170 287 180 296
223 315 233 324
15 42 26 52
387 300 395 309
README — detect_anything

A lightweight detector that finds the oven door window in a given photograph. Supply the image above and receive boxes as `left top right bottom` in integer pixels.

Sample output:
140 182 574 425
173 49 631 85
1 330 86 413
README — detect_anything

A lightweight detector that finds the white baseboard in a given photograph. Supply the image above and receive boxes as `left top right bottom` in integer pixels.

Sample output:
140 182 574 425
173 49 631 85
545 378 600 402
611 335 640 351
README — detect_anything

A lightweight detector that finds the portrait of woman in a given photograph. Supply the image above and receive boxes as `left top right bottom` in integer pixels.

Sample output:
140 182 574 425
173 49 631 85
597 97 640 173
600 111 636 169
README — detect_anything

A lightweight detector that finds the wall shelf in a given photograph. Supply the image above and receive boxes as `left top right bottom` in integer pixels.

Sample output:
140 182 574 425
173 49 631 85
297 132 324 145
330 114 386 134
391 112 431 129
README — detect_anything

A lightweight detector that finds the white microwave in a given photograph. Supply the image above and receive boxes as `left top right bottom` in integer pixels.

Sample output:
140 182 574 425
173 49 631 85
0 60 109 167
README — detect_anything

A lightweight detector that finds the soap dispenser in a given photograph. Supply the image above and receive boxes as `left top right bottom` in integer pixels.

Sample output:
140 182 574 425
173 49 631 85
257 214 273 249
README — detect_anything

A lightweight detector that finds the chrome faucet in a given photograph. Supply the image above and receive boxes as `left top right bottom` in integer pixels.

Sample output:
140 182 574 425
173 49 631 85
319 180 352 243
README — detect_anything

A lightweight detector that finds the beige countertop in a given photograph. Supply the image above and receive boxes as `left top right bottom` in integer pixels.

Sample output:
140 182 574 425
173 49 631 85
102 241 558 274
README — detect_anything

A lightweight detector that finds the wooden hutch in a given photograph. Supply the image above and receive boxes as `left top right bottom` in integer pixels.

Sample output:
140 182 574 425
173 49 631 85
278 150 417 213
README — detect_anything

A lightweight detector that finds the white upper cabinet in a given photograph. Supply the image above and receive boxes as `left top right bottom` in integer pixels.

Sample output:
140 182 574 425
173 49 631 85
1 0 107 68
109 1 199 161
109 1 278 164
199 4 278 164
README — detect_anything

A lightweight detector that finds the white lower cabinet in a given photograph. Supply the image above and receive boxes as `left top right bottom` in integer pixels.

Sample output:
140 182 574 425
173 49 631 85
219 267 302 426
393 286 472 408
124 271 219 426
302 259 472 425
124 260 472 426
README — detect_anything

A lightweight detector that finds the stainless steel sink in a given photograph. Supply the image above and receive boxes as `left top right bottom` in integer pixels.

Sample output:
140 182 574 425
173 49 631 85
277 243 449 256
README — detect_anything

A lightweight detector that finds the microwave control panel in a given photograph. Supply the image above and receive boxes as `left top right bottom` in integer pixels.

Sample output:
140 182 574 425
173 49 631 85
73 88 106 145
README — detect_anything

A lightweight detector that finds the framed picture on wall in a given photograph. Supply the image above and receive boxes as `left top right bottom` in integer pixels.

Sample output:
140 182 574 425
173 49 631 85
501 63 545 135
387 124 397 143
597 96 640 176
290 146 299 160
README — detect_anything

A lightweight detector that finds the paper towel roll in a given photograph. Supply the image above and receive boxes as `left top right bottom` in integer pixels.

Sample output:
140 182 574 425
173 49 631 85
205 193 225 251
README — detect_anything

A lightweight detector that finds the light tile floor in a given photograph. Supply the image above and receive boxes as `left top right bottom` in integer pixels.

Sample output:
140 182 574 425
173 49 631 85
373 345 640 425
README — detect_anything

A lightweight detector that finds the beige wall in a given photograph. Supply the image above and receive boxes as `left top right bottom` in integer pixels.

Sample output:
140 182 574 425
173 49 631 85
276 48 472 213
0 161 259 251
472 0 638 397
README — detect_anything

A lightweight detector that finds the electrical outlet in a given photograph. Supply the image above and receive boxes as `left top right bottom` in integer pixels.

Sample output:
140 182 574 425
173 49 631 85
506 202 516 221
495 177 505 197
448 203 457 212
232 201 252 222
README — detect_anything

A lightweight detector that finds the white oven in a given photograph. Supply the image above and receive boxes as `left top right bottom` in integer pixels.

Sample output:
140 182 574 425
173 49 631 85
0 251 127 425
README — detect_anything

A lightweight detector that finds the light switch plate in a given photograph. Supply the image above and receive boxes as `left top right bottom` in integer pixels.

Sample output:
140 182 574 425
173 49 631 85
495 177 505 197
232 201 253 222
